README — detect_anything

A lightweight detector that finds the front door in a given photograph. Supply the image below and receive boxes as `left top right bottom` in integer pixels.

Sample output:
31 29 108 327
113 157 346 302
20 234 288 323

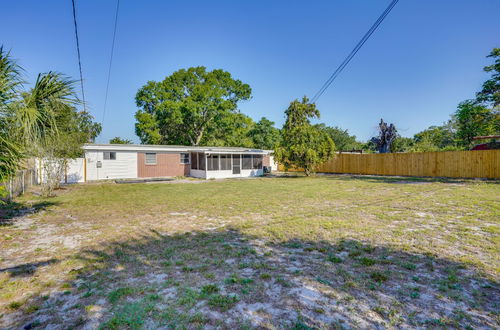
232 154 240 174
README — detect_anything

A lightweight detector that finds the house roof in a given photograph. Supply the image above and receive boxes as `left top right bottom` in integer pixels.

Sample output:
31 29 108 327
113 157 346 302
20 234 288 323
472 135 500 140
83 143 272 154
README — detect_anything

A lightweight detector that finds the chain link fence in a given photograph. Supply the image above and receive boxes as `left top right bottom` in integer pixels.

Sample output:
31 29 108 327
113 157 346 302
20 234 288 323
1 168 38 201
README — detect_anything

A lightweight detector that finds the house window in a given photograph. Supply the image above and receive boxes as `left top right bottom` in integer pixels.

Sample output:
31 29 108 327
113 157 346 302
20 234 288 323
252 154 263 169
180 153 190 164
207 154 219 171
191 152 198 170
242 154 252 169
103 152 116 160
145 153 157 165
220 154 231 170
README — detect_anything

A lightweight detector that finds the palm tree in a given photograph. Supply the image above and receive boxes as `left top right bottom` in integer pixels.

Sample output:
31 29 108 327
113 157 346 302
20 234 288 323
0 46 23 185
17 72 79 150
1 46 80 190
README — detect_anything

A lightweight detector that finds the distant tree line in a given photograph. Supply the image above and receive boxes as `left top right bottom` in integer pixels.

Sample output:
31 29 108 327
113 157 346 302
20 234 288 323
382 48 499 153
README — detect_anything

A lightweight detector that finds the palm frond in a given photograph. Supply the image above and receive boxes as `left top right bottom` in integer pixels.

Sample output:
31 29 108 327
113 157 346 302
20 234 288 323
17 72 80 147
0 45 23 113
0 133 23 182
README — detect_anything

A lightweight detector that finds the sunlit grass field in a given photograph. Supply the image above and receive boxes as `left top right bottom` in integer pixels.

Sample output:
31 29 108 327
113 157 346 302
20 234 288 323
1 175 498 328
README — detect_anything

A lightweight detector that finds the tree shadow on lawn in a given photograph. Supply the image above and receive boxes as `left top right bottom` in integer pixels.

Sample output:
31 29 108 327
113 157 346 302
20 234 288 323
318 173 499 185
275 172 499 185
0 201 58 226
0 259 59 278
4 229 499 329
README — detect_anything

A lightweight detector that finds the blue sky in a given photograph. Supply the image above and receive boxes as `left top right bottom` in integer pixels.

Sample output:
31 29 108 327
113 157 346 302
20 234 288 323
2 0 499 143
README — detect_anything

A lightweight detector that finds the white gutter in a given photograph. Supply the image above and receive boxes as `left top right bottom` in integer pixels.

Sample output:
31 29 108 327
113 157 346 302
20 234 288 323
83 144 270 153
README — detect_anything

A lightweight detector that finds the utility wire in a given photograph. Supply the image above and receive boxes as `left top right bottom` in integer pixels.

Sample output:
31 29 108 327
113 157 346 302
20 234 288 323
311 0 399 103
101 0 121 132
71 0 86 111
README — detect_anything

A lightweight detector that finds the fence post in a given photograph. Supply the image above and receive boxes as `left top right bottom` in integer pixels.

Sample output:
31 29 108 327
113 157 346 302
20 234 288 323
22 171 25 194
8 178 12 201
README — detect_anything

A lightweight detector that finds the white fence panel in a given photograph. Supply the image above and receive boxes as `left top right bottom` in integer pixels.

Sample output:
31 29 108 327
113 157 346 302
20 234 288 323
36 158 86 184
66 158 85 183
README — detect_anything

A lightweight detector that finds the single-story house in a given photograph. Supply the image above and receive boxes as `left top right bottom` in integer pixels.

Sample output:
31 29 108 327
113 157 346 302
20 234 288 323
82 144 276 181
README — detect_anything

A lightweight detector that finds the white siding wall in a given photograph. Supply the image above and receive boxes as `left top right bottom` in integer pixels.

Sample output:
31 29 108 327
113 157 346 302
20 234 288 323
190 169 206 179
85 150 137 180
202 169 263 179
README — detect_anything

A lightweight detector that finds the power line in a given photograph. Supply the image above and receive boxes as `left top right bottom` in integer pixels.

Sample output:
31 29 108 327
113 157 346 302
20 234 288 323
101 0 121 133
71 0 86 111
311 0 399 103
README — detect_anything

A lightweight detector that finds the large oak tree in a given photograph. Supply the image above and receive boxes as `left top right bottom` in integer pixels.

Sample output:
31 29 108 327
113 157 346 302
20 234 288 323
135 67 251 146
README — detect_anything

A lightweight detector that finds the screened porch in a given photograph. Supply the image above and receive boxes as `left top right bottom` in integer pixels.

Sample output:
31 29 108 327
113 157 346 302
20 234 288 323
189 151 265 179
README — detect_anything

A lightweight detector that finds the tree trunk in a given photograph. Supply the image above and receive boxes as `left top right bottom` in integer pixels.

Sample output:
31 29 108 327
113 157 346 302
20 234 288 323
304 167 311 176
194 128 204 146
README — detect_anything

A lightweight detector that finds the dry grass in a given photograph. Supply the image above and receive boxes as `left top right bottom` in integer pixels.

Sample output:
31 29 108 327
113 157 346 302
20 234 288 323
0 175 498 329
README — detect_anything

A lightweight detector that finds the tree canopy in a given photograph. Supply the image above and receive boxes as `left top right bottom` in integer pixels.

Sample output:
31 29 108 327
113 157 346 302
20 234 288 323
476 48 500 108
135 67 252 146
412 122 456 150
316 124 363 151
248 117 281 150
275 97 335 175
452 49 499 148
110 137 133 144
202 112 255 148
454 100 497 147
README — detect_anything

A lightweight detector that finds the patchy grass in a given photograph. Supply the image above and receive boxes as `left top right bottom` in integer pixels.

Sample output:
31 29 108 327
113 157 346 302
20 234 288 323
0 175 498 328
108 287 135 304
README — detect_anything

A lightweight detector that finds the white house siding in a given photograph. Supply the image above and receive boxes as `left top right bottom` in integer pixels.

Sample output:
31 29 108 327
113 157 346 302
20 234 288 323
85 150 138 180
204 169 263 179
189 169 206 179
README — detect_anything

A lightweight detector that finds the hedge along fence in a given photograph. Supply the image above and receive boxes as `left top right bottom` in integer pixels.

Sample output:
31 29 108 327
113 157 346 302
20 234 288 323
278 150 500 179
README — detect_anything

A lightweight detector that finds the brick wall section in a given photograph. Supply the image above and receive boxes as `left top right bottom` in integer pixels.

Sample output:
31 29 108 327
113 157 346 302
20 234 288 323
137 152 189 178
263 155 270 167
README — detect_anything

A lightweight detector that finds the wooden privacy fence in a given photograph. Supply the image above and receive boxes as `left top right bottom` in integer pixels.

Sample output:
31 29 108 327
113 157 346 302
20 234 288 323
278 150 500 179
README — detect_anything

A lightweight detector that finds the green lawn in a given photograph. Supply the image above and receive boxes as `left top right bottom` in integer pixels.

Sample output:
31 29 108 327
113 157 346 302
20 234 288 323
0 175 499 328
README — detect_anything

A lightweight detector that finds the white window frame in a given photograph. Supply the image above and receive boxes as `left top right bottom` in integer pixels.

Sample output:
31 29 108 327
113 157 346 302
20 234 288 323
180 153 190 164
103 151 116 160
145 153 157 165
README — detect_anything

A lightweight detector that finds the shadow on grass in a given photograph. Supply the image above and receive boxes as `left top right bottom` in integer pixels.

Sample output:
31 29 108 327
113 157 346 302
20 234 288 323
317 173 499 184
0 201 58 226
0 259 59 278
267 171 498 184
4 229 499 329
